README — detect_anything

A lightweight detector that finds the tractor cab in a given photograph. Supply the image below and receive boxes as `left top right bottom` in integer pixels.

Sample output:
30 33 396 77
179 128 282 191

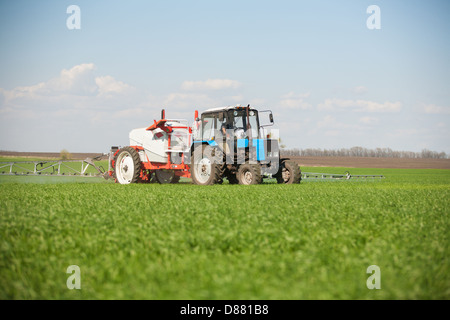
194 105 265 144
188 104 298 186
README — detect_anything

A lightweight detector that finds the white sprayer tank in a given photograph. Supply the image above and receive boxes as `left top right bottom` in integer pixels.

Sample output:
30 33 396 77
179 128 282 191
128 120 191 163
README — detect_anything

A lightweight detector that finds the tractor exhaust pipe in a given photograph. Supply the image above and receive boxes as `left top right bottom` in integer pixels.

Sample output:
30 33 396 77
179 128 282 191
246 104 252 145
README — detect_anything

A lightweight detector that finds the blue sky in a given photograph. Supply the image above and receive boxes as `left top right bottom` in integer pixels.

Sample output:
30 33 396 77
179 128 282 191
0 0 449 153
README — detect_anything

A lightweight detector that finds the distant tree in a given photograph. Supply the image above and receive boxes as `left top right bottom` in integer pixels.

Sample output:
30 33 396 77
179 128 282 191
60 149 72 160
438 152 447 159
281 146 448 159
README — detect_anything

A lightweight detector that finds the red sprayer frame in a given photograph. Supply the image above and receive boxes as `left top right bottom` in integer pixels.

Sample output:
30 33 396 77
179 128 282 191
109 111 192 181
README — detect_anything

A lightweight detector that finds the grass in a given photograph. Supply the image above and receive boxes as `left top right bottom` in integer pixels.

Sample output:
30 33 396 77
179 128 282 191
0 164 449 299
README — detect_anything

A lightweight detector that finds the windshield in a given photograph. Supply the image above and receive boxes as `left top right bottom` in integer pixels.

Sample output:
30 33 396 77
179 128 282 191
230 109 259 139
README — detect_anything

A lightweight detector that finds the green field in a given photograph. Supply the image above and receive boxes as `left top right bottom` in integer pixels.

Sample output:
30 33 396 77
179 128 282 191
0 162 448 299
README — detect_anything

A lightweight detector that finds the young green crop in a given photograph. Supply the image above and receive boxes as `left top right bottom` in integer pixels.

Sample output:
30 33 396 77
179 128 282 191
0 167 448 299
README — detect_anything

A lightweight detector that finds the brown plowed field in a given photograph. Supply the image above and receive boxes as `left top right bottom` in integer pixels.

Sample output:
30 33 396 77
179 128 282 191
1 152 449 169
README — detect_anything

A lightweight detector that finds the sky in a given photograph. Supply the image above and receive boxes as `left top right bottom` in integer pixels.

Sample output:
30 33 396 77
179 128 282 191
0 0 449 153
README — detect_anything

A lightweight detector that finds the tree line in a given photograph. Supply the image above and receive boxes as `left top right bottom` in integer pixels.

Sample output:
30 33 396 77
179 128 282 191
281 146 449 159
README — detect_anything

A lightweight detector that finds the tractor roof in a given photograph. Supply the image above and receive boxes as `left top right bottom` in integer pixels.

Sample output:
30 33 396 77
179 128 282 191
203 105 254 113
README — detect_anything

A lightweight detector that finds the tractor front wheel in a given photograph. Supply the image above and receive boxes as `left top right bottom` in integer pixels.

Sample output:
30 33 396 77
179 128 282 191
190 145 222 185
237 164 262 185
114 147 142 184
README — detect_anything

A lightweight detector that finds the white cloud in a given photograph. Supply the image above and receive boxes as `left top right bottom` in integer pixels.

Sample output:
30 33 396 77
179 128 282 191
36 63 98 96
0 63 144 152
359 116 379 125
387 128 419 137
0 63 135 105
164 92 216 110
53 63 97 94
112 107 148 119
229 94 244 102
95 76 134 96
181 79 241 91
0 69 241 125
163 84 249 112
279 92 312 110
352 86 368 94
248 98 266 106
0 63 138 115
423 104 450 114
315 115 368 137
317 115 356 129
318 98 402 113
313 115 350 137
317 115 333 128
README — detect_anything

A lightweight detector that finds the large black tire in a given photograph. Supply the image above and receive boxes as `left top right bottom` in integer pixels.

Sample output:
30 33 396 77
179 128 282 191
155 170 180 184
114 147 142 184
275 161 301 184
190 145 222 185
237 164 262 185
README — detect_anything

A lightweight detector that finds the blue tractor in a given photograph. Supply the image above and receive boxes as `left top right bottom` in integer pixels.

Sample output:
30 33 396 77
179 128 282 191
189 105 301 185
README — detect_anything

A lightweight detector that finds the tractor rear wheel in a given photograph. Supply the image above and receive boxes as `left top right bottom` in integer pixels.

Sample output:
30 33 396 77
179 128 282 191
155 170 180 184
190 145 221 185
237 164 262 185
114 147 142 184
275 161 301 184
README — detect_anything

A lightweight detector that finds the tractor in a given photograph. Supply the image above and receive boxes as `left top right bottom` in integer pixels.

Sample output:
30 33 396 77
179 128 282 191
109 105 301 185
